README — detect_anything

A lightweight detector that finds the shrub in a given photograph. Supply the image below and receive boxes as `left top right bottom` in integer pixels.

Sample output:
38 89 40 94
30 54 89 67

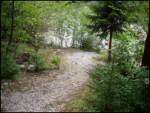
91 63 149 112
30 53 47 71
1 53 21 79
90 40 149 112
80 36 94 50
16 43 35 56
51 55 61 66
93 49 107 61
30 52 61 71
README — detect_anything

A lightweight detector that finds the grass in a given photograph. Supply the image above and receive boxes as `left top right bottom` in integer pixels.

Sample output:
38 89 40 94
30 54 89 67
37 48 61 70
93 49 108 62
62 80 97 112
17 44 62 70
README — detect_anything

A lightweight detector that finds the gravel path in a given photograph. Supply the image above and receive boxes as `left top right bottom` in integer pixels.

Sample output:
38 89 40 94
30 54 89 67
1 50 99 112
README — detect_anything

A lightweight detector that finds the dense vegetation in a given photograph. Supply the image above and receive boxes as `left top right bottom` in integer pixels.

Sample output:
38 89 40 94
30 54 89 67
1 1 149 112
64 1 149 112
91 41 149 112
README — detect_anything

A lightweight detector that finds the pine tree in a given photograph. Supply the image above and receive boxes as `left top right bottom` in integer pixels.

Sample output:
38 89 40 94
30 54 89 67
88 1 128 61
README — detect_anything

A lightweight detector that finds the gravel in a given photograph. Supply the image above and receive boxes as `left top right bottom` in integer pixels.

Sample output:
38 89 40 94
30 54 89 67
1 50 99 112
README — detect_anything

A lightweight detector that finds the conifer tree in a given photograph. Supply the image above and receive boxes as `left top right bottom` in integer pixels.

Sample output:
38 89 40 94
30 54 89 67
88 1 128 61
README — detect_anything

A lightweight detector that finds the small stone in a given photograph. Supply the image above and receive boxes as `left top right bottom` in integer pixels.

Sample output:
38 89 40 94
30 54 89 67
4 82 8 86
27 64 35 71
18 64 25 69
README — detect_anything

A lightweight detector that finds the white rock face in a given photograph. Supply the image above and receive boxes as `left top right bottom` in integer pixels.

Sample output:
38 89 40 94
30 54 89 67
44 31 73 48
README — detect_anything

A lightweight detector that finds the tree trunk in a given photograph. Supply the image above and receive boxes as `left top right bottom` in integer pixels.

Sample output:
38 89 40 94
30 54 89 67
142 23 150 70
108 29 113 62
6 0 14 54
13 41 19 58
72 30 75 48
80 32 84 49
65 39 68 48
72 39 75 48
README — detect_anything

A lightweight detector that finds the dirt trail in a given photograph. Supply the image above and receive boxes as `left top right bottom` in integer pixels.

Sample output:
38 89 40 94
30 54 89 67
1 49 99 112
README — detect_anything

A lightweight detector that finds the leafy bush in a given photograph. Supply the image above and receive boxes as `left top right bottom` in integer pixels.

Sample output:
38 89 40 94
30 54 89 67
93 50 107 61
91 64 149 112
1 53 21 79
30 53 48 71
112 40 144 73
16 43 35 55
114 30 137 42
90 40 149 112
30 52 61 71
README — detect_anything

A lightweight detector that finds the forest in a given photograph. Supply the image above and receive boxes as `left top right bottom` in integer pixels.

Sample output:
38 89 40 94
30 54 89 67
1 1 149 112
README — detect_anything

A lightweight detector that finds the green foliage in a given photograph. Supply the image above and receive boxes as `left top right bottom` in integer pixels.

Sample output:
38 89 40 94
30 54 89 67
92 64 149 112
88 1 128 35
93 50 107 61
30 53 46 71
90 41 149 112
1 53 21 79
80 36 94 50
29 33 45 51
30 51 61 72
113 40 144 67
63 82 97 112
16 43 35 55
1 1 149 111
126 1 149 32
114 30 137 42
51 55 61 66
88 1 129 61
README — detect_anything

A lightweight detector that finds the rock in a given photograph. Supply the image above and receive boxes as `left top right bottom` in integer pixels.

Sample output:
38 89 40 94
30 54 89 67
3 82 9 86
27 64 35 71
17 64 35 71
18 64 25 69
